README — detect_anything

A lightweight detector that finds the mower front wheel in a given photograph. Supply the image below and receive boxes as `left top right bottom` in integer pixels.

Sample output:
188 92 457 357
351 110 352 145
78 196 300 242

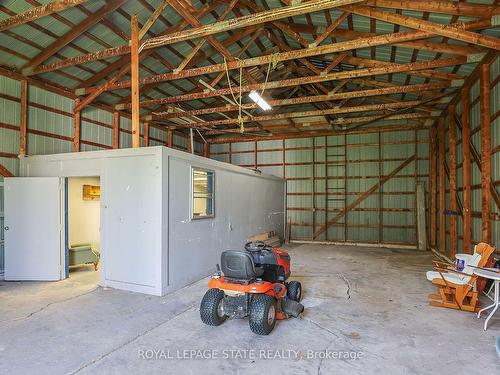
249 294 277 335
200 288 227 326
287 281 302 302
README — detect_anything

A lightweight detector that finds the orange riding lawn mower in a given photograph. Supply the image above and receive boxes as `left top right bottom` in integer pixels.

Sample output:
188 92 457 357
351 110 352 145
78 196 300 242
200 241 304 335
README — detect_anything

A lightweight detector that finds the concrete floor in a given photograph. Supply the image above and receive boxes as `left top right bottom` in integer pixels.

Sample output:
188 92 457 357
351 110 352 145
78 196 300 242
0 244 499 375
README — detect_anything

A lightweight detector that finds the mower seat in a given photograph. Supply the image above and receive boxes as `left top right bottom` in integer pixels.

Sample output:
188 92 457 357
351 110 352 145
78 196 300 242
221 250 264 282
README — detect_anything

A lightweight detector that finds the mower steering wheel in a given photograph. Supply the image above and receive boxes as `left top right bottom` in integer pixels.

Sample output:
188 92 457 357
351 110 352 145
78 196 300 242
245 241 267 252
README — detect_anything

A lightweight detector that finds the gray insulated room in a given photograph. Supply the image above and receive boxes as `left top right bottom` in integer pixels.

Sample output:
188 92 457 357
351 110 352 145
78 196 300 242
0 1 499 374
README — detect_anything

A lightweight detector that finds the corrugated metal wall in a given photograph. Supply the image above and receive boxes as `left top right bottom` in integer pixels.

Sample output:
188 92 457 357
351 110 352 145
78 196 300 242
432 56 499 257
211 129 429 245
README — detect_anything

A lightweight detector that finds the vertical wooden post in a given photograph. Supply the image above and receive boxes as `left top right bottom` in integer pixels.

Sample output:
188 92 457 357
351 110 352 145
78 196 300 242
203 142 210 158
324 136 328 241
228 143 232 164
480 63 491 243
414 129 418 246
113 111 120 149
73 98 81 152
131 15 140 148
448 105 457 257
19 80 28 156
167 128 173 147
461 87 471 253
378 132 383 243
282 139 286 179
188 128 193 153
343 133 347 242
429 126 437 248
438 117 446 253
143 122 149 147
254 141 257 169
311 137 316 240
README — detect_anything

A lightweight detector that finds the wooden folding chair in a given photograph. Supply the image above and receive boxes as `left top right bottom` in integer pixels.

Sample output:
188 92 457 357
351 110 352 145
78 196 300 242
427 243 495 312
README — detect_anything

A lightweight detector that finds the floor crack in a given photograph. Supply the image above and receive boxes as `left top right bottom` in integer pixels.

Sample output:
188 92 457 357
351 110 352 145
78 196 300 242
68 304 196 375
0 287 99 325
334 273 351 300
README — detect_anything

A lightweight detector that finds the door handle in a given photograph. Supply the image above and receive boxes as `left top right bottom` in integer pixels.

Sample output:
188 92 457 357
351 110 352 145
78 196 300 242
4 226 9 231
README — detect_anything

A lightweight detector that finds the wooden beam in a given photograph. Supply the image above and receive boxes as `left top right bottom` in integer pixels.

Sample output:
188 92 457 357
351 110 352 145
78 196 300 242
187 128 193 154
343 55 463 81
167 128 173 147
313 154 416 237
461 88 471 253
113 111 120 149
164 100 439 129
22 0 126 71
146 82 451 120
448 105 457 257
75 4 216 88
169 0 232 59
310 11 349 46
131 15 140 149
203 143 210 158
60 0 361 73
173 0 239 72
193 113 433 135
208 123 429 143
366 0 500 18
429 125 437 247
0 163 14 177
480 63 491 243
120 56 467 109
141 0 366 50
19 80 28 156
139 0 169 40
0 0 89 32
143 122 149 147
73 98 81 152
344 5 500 51
438 117 446 253
91 36 477 97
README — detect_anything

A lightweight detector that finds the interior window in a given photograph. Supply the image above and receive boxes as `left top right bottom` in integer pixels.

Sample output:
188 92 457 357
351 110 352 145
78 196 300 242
192 168 214 219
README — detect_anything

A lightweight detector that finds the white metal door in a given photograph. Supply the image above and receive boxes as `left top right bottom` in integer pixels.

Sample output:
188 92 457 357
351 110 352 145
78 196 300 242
4 177 64 281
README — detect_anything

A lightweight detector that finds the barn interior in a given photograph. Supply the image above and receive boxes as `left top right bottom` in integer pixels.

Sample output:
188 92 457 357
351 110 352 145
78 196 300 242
0 1 499 374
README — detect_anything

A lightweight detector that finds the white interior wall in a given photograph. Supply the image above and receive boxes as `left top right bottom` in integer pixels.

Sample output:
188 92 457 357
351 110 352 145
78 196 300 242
68 177 100 248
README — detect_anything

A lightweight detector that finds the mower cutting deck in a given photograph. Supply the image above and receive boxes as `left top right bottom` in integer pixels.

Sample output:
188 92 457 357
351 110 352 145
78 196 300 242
200 241 304 335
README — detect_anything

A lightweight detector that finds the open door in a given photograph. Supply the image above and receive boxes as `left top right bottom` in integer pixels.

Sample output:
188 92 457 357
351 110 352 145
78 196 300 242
4 177 65 281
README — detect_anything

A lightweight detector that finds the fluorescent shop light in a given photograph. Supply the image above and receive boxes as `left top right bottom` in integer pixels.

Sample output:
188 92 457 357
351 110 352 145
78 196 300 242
248 90 272 111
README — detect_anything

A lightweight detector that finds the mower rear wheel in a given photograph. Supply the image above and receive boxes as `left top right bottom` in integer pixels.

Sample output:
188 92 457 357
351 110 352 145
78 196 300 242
287 281 302 302
249 294 277 335
200 288 227 326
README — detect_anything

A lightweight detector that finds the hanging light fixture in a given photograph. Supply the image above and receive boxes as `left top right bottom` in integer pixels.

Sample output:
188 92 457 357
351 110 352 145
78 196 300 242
248 90 272 111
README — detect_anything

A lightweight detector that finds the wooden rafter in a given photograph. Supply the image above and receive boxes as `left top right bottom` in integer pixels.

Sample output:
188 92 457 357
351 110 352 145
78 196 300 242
78 17 487 97
146 82 451 120
365 0 500 18
25 0 365 76
0 0 89 32
159 99 439 129
117 57 467 109
138 0 169 40
344 5 500 50
23 0 126 71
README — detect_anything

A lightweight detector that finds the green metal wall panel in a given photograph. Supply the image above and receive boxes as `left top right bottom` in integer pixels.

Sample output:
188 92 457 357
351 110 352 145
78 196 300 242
211 129 427 245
